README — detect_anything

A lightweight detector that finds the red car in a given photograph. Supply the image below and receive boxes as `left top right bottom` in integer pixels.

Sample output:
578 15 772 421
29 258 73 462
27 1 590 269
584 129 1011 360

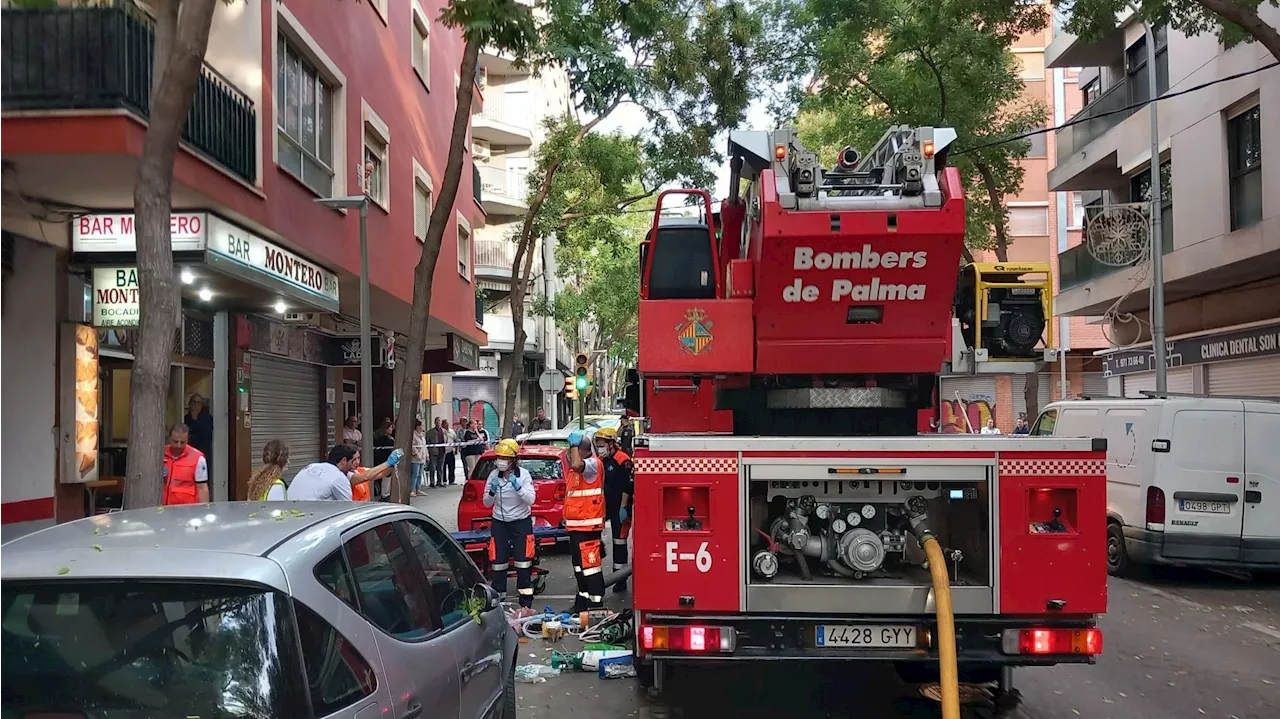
457 445 568 541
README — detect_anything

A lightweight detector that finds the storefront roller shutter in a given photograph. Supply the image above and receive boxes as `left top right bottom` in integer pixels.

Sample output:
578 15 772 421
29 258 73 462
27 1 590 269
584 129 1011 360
1081 372 1110 398
250 353 323 486
1012 374 1053 417
1208 357 1280 397
1123 367 1193 397
939 375 997 433
453 376 502 439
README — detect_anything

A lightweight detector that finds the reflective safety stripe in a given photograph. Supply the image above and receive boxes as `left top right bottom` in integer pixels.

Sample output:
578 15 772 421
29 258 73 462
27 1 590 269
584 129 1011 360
573 565 583 574
513 560 534 569
582 566 603 576
491 562 510 571
518 587 535 595
578 591 591 598
566 488 603 497
612 538 628 545
588 594 603 602
564 518 605 529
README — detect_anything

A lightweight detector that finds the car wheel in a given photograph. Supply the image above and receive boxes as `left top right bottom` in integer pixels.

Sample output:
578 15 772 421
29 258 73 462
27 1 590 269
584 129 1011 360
496 659 517 719
1106 521 1131 577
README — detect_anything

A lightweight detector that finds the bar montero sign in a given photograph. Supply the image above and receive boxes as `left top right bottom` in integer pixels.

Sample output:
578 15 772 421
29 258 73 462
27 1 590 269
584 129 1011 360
74 212 207 253
91 267 141 327
1102 322 1280 376
204 216 341 305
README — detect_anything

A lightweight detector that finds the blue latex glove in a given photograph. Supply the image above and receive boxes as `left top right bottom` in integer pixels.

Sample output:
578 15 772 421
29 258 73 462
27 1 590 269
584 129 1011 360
567 430 584 446
487 475 502 493
619 507 629 524
508 475 521 490
386 448 404 468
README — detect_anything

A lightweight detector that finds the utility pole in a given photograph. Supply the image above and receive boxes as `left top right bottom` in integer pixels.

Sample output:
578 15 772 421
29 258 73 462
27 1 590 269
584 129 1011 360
1134 10 1167 393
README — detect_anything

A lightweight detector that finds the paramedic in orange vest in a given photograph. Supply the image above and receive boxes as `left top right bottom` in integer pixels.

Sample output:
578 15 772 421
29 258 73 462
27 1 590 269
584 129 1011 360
594 426 634 593
163 423 209 505
565 429 607 611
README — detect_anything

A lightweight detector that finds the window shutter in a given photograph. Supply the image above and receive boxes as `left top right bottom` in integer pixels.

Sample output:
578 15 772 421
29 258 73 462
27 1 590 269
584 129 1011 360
414 183 430 242
1007 207 1048 236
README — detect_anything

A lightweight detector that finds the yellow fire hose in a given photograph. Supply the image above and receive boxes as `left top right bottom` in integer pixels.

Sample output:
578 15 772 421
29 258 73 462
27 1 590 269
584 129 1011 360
921 532 960 719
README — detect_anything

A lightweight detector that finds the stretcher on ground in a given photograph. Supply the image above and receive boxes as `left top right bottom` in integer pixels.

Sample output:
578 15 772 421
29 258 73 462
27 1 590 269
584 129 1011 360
452 518 568 596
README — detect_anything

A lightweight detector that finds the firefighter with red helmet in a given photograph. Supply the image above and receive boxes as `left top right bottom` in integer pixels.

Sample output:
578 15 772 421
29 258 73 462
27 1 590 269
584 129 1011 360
593 426 634 593
565 430 607 611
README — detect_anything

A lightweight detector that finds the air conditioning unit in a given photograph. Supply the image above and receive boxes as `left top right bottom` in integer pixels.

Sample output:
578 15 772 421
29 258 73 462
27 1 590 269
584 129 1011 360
472 141 491 161
282 312 322 325
476 66 488 90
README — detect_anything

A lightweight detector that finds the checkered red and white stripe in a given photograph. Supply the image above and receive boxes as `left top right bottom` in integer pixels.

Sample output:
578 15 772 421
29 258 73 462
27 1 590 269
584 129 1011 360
998 459 1107 477
635 457 739 475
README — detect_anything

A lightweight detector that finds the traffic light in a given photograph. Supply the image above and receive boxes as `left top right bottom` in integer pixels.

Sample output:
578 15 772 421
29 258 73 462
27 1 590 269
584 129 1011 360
563 375 578 400
573 352 592 393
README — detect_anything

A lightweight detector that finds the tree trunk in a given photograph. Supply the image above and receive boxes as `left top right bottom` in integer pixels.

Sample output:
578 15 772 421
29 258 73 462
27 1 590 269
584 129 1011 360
1196 0 1280 61
392 42 481 504
500 234 540 436
974 160 1010 262
124 0 219 509
1024 370 1040 425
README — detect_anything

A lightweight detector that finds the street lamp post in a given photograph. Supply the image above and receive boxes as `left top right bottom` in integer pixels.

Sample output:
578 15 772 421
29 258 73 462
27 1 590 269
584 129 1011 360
316 195 374 467
1142 20 1168 395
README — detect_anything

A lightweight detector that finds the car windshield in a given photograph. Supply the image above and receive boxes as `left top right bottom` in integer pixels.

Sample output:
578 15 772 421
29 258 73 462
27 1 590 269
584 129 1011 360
557 417 621 431
523 436 570 448
1 581 307 718
471 457 563 481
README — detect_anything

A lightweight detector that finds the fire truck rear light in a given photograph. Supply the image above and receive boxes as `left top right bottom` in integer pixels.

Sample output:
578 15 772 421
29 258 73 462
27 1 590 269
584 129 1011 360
1001 628 1102 656
640 624 735 653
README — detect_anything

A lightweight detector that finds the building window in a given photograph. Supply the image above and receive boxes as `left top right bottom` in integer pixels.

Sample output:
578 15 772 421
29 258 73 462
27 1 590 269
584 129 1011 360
1069 194 1085 230
362 103 390 210
411 2 430 88
1227 106 1262 231
1026 126 1046 158
414 179 431 243
277 34 335 196
1125 28 1168 106
1016 52 1045 81
457 217 472 280
1129 159 1174 253
1081 78 1101 108
1007 206 1049 236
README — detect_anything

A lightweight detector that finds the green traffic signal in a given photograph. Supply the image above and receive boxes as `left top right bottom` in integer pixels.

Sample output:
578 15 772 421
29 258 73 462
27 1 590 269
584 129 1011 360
574 375 589 391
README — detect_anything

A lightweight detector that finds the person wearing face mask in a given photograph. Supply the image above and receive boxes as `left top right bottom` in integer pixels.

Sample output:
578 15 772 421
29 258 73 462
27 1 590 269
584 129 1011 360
593 427 634 593
482 439 538 614
564 430 607 611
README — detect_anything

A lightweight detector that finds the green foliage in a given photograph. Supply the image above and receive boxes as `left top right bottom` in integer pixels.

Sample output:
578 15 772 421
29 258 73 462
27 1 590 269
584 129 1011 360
441 0 539 53
1055 0 1279 54
767 0 1049 256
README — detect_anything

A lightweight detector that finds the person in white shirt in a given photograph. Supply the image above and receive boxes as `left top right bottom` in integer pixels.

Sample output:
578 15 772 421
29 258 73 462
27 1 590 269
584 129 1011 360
482 439 537 611
980 419 1002 435
410 420 428 497
342 415 362 447
290 444 402 501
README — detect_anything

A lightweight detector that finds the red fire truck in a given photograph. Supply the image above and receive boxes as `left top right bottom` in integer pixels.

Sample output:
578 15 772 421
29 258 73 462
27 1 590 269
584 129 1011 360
624 126 1106 715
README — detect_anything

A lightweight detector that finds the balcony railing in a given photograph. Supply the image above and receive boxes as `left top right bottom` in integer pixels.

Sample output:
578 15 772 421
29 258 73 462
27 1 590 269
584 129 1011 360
477 165 528 203
475 237 543 275
1059 213 1174 290
479 103 531 132
473 165 483 205
1 6 257 184
1055 80 1134 164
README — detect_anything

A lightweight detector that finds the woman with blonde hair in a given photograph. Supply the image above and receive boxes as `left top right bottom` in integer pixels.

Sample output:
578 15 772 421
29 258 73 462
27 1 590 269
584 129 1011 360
248 439 291 501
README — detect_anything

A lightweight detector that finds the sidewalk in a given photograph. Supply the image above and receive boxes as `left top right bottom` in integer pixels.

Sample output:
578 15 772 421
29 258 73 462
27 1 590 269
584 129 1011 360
406 454 468 530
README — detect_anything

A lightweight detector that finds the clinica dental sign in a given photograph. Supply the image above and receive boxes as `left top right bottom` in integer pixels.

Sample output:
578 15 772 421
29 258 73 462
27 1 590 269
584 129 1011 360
783 246 930 303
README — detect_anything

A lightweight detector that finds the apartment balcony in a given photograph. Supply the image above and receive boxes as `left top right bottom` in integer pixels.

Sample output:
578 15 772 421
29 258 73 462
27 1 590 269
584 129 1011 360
1049 82 1161 193
474 237 543 283
477 165 529 216
1045 8 1134 69
481 311 542 355
472 103 533 146
1 5 257 184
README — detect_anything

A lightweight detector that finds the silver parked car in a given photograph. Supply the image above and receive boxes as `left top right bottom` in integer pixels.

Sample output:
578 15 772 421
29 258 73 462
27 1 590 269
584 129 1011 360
1 502 518 718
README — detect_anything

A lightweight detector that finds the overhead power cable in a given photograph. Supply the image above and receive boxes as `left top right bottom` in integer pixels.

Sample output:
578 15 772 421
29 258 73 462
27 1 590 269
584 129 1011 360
954 61 1278 155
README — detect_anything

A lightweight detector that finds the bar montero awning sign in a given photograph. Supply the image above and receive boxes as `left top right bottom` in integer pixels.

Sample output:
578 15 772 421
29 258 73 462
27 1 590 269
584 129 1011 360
73 211 340 312
1102 322 1280 376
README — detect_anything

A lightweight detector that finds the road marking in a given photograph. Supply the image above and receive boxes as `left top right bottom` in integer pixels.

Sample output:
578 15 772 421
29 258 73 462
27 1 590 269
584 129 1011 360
1140 585 1212 612
1126 580 1280 644
1240 621 1280 642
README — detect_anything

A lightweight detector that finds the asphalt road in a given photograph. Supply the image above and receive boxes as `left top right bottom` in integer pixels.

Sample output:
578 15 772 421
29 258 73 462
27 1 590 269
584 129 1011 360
413 485 1280 718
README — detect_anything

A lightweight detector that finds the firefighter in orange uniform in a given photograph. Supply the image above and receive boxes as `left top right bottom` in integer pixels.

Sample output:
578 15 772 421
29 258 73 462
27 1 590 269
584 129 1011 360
565 430 607 611
163 423 209 505
594 427 634 593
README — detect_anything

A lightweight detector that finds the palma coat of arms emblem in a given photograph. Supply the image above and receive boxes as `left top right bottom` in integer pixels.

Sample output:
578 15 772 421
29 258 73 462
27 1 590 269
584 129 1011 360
675 307 714 355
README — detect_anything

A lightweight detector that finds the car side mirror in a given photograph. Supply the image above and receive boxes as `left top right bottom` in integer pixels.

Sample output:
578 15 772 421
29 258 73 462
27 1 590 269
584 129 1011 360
481 582 502 611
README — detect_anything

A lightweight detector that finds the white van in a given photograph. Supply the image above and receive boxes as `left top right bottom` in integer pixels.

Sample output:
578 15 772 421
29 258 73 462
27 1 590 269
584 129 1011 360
1031 396 1280 575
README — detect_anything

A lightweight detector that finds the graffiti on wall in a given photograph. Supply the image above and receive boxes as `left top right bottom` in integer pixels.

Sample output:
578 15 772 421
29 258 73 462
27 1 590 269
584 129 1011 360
453 398 500 440
939 397 995 434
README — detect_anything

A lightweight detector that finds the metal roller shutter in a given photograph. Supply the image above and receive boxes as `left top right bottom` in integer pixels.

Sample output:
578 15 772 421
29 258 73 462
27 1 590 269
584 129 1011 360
250 353 323 485
1208 357 1280 396
939 375 997 433
453 376 502 439
1081 372 1110 398
1012 374 1053 417
1123 367 1193 397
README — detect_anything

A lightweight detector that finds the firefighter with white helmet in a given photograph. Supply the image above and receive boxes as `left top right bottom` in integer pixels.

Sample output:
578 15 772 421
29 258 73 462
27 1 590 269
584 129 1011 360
483 438 537 613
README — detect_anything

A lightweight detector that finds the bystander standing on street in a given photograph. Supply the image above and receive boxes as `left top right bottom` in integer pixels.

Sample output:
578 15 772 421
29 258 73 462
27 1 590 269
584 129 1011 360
529 407 553 432
183 394 214 475
444 420 458 485
427 419 446 488
509 415 525 439
289 444 402 501
410 419 427 497
373 419 395 500
618 413 635 454
460 418 483 477
247 440 290 501
342 415 362 447
1011 415 1031 434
